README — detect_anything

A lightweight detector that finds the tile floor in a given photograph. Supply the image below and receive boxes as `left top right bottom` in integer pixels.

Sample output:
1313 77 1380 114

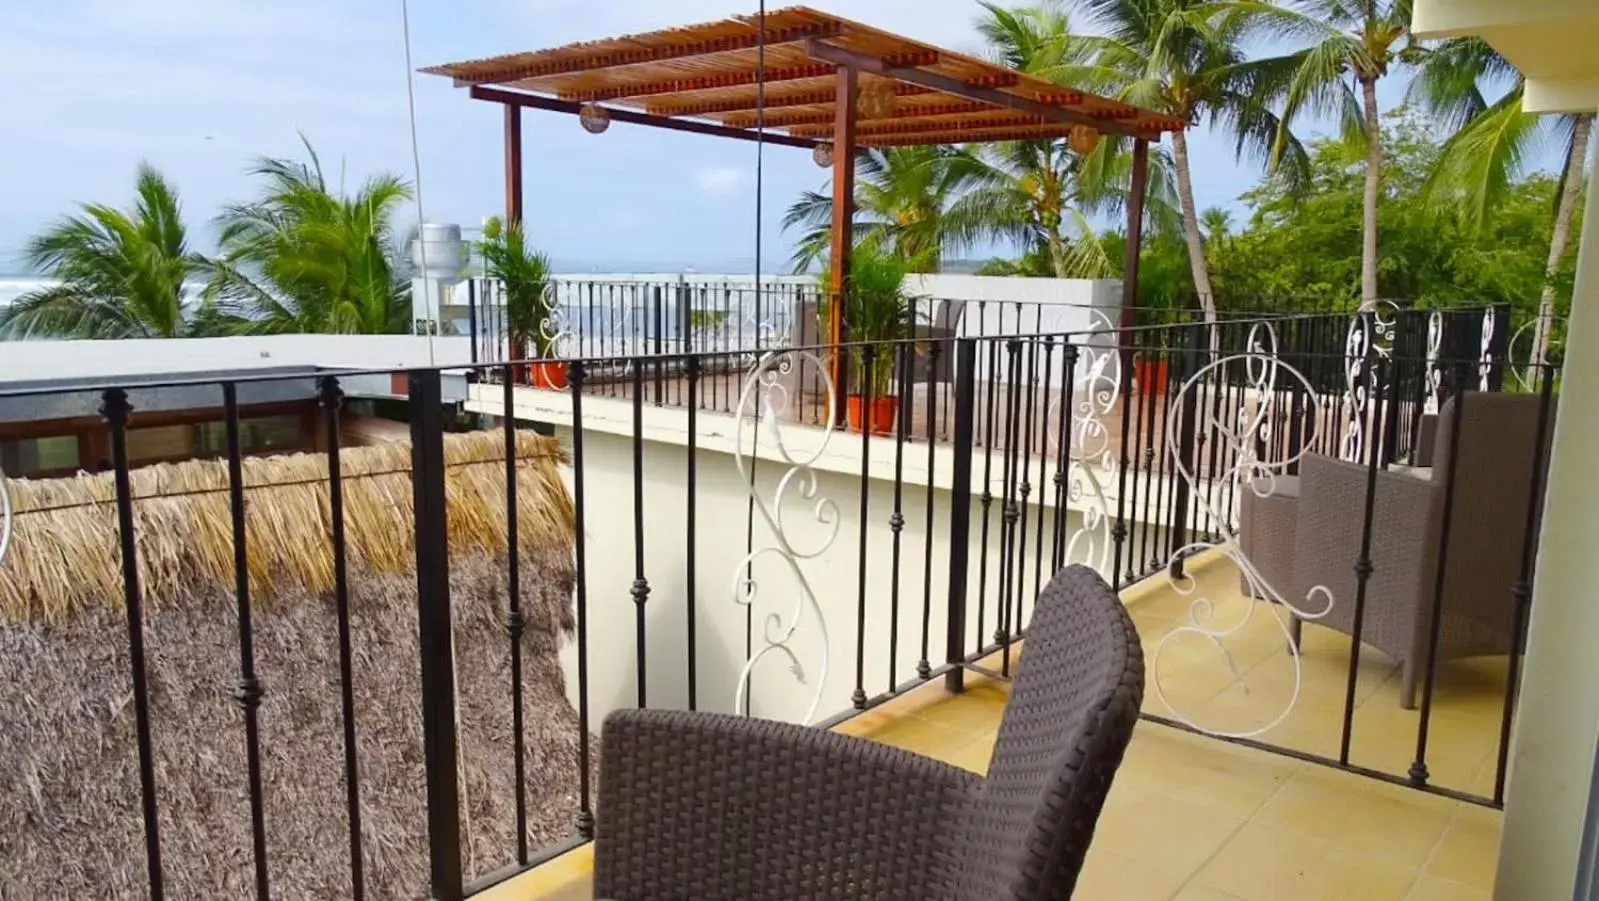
484 553 1507 900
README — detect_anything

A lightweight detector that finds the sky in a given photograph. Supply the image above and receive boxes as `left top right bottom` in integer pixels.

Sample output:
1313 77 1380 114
0 0 1529 274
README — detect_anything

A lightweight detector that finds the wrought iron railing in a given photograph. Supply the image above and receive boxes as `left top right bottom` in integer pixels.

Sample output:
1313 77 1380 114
0 303 1556 898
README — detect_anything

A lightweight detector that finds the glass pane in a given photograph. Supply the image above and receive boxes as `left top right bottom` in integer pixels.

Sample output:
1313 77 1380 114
126 424 196 462
0 435 80 476
243 415 303 452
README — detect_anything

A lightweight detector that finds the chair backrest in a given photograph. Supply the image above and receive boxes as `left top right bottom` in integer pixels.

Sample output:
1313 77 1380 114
953 565 1145 900
1428 391 1558 653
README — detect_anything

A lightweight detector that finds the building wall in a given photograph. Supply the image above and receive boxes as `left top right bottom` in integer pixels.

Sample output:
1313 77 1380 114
544 422 1141 728
0 334 473 382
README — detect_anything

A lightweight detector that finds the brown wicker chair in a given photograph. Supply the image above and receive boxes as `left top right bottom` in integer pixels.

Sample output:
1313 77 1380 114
1287 392 1556 708
592 565 1145 901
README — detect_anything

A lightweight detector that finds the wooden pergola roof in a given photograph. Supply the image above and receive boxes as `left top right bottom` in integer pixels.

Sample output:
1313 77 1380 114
421 6 1185 147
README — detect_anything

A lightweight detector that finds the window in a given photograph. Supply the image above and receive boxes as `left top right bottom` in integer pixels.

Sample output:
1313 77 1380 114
0 435 80 477
196 414 305 457
126 424 197 463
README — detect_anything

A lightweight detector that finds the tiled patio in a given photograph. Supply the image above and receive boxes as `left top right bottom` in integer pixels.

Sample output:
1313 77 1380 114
484 554 1507 900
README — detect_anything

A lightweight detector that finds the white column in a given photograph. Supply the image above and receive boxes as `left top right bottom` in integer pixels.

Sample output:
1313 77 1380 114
1497 125 1599 899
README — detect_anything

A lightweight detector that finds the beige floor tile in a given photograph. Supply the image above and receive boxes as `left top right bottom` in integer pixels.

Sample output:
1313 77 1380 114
1196 817 1420 901
1073 849 1193 901
1407 874 1491 901
1425 804 1504 889
1252 768 1455 865
1091 780 1253 877
858 714 984 762
1170 886 1248 901
1117 724 1298 817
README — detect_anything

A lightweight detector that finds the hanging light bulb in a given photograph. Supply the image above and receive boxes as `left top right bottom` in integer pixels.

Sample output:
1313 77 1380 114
812 143 834 168
1069 125 1101 155
579 103 611 134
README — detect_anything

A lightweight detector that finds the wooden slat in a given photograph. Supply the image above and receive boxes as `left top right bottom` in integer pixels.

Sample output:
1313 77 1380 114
722 98 995 129
654 81 937 117
789 111 1046 138
443 21 844 86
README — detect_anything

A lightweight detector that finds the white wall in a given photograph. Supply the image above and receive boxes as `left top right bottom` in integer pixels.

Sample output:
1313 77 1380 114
0 335 473 382
550 424 1115 727
1496 121 1599 900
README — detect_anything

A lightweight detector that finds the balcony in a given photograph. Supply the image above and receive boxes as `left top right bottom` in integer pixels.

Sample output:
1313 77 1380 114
478 552 1505 901
0 303 1552 899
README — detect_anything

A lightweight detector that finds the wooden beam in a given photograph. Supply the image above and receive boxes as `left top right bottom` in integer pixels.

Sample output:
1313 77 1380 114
805 39 1140 137
790 112 1044 139
655 83 936 118
723 98 996 129
503 104 523 225
557 50 938 103
446 22 844 86
828 64 858 422
470 86 823 149
558 63 837 103
1120 138 1150 331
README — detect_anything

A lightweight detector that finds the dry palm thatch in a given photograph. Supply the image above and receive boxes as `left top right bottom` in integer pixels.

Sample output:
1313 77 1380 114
0 430 583 898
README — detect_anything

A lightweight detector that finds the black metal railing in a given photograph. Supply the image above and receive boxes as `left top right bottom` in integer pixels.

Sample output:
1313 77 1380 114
0 302 1555 899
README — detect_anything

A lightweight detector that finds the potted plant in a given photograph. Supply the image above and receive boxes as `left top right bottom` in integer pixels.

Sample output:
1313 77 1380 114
478 216 563 388
820 244 921 435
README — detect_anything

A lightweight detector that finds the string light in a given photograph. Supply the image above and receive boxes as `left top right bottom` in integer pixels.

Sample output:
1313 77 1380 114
812 143 834 168
579 103 611 134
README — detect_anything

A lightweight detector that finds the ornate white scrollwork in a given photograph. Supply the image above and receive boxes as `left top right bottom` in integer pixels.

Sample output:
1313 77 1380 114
1509 317 1562 392
537 281 575 359
1341 315 1373 463
1479 307 1497 391
732 350 839 724
1043 309 1119 577
1424 311 1445 415
0 465 11 573
1153 321 1335 739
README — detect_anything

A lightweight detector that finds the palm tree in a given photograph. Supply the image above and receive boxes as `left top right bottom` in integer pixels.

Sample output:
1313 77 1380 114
1200 206 1233 246
1410 36 1592 365
207 138 414 335
781 145 992 273
969 1 1183 279
1066 0 1312 321
1263 0 1416 310
0 164 208 339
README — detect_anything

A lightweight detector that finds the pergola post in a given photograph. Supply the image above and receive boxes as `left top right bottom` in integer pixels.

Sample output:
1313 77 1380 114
504 103 523 225
1120 138 1149 333
828 64 858 425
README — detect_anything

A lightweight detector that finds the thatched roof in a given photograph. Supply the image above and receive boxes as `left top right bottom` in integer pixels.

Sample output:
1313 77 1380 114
1 429 574 622
0 429 585 897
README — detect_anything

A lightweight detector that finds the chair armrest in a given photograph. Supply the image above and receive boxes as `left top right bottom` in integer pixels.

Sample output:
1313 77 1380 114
593 708 978 901
1291 455 1441 655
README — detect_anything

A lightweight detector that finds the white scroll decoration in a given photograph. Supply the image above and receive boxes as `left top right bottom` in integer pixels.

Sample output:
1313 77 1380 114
1045 308 1119 576
1340 315 1372 462
732 350 839 724
1478 306 1497 391
1153 321 1335 738
1424 311 1445 415
1509 317 1561 392
537 281 575 358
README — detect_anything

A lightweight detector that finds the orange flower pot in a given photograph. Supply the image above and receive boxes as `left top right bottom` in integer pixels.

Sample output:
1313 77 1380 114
847 394 900 436
1134 357 1169 396
526 360 569 391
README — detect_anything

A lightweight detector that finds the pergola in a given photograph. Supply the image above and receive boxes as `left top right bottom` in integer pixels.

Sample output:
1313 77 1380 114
423 6 1185 398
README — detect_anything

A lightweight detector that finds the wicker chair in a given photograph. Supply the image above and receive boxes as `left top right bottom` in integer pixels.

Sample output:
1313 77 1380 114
1285 392 1556 708
592 565 1145 901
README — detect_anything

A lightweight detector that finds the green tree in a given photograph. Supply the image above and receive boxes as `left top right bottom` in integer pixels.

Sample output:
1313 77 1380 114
477 215 553 358
1410 36 1592 364
1264 0 1417 310
206 139 414 335
782 145 993 273
0 164 209 339
968 0 1182 278
1065 0 1312 321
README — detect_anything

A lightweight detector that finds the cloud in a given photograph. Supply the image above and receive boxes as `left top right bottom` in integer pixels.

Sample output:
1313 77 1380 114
694 166 748 197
